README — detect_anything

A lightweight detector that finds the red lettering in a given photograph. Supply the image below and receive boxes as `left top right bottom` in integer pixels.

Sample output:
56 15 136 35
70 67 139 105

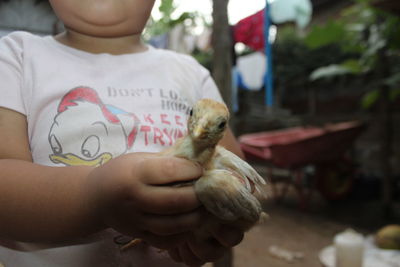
175 115 184 126
163 128 174 146
153 127 165 146
127 128 138 148
140 125 151 145
160 114 171 125
143 114 154 124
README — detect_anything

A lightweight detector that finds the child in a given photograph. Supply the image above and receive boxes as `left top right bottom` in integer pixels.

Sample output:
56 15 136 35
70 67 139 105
0 0 246 266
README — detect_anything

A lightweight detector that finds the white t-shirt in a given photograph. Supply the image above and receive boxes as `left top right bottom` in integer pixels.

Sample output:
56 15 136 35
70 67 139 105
0 31 223 267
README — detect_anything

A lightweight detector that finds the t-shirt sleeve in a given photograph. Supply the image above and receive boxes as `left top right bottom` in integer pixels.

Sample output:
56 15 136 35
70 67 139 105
0 32 26 115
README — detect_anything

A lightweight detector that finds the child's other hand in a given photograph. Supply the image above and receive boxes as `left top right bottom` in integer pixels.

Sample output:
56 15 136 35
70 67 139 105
167 224 244 266
87 152 204 250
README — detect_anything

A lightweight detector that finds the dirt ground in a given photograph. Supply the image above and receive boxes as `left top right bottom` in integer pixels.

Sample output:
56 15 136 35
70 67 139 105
230 200 344 267
205 162 400 267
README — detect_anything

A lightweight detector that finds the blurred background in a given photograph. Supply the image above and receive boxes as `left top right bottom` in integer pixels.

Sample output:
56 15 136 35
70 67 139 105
0 0 399 266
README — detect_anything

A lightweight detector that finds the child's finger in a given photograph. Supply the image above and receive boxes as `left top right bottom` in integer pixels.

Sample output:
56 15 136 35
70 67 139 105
135 156 202 185
178 242 204 267
209 224 244 248
137 185 200 214
187 237 227 263
141 210 202 236
168 248 183 263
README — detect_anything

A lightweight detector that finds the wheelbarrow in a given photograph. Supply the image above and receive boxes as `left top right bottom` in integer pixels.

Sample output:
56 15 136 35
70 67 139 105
239 121 366 209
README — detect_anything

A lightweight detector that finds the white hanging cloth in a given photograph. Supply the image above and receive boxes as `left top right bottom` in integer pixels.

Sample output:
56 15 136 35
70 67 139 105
270 0 312 29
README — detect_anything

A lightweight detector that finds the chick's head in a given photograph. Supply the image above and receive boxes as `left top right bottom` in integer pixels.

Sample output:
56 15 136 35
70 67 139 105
187 99 229 145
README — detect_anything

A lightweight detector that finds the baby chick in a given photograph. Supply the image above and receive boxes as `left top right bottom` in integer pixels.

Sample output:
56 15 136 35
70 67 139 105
162 98 266 232
122 98 266 250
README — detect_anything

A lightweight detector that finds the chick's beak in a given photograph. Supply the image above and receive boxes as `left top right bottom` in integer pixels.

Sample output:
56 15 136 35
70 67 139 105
192 125 207 139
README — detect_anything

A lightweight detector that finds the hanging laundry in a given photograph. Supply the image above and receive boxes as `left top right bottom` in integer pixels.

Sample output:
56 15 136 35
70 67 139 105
231 66 240 112
270 0 312 29
233 0 312 51
236 52 266 91
233 9 265 52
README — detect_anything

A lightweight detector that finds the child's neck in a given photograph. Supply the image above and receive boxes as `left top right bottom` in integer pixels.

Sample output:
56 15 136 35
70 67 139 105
54 30 148 55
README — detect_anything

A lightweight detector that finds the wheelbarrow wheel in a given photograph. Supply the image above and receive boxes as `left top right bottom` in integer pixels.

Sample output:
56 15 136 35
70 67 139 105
315 159 355 200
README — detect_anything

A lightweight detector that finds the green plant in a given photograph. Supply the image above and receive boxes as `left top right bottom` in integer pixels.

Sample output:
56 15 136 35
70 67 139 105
271 25 354 106
144 0 200 39
305 0 400 109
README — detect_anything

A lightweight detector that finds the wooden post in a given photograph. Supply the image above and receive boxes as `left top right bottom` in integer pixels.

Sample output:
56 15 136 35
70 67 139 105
212 1 234 266
211 0 233 112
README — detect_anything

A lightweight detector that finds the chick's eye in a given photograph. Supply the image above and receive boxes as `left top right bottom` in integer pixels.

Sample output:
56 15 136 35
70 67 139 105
189 109 193 116
218 121 226 129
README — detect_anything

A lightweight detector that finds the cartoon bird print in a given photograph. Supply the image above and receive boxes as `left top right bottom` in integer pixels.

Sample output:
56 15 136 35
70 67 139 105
122 98 266 250
48 87 140 167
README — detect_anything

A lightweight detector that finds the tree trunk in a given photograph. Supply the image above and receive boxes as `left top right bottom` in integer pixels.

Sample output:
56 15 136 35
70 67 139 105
211 3 234 267
211 0 233 111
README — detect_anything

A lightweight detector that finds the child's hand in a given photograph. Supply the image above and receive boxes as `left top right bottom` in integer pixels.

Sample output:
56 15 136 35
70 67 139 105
87 152 204 249
167 224 244 266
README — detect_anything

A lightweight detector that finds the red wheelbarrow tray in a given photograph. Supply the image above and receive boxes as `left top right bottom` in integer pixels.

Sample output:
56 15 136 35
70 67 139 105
239 121 366 170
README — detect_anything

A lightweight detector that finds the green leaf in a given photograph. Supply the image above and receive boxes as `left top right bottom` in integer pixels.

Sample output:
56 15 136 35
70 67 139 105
361 89 380 109
390 88 400 101
159 0 175 16
342 59 365 74
309 64 352 81
305 21 347 49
